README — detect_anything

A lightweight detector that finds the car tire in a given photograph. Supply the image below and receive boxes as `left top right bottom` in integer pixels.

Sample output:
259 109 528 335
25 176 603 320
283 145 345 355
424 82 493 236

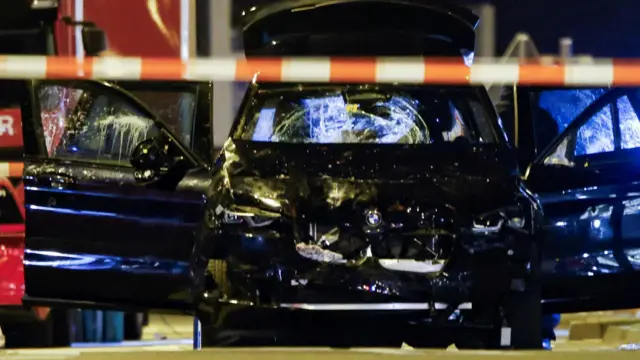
200 260 281 347
503 241 543 350
200 260 237 347
455 242 543 350
208 259 230 296
124 312 145 340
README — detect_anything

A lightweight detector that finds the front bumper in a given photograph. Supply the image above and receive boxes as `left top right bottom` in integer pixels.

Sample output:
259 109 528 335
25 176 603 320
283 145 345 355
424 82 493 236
211 233 532 313
206 204 537 315
198 299 505 347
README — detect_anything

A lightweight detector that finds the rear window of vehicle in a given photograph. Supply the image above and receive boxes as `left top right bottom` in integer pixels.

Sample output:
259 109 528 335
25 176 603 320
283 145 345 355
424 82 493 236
234 85 497 145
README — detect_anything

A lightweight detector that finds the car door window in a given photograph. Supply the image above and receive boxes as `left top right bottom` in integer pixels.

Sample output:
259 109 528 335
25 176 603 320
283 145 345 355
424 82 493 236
576 106 615 156
122 89 196 148
617 95 640 150
544 106 615 166
538 88 608 133
38 84 160 166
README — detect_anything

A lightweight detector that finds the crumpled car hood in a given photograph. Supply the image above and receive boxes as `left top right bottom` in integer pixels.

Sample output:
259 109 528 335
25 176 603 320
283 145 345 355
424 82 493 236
214 141 520 217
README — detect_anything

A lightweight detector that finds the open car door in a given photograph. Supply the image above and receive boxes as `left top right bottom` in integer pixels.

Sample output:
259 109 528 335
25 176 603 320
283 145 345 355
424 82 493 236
23 80 213 311
520 86 640 313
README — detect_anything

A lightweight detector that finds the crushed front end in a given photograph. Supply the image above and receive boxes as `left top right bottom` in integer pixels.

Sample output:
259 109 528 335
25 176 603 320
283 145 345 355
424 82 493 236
199 147 540 345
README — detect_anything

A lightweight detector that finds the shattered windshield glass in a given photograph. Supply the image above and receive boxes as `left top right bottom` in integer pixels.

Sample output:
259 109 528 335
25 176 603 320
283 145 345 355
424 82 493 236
235 85 496 145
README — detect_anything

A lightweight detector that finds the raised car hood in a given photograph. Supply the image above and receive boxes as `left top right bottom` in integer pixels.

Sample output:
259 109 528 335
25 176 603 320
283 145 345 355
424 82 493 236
217 141 519 216
241 0 479 57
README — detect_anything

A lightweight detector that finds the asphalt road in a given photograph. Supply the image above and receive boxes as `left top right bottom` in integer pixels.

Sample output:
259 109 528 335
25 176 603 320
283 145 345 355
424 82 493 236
3 313 639 359
3 347 640 360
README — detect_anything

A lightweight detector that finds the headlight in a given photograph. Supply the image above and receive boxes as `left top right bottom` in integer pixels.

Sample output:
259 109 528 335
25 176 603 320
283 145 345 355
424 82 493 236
472 207 528 234
217 207 279 227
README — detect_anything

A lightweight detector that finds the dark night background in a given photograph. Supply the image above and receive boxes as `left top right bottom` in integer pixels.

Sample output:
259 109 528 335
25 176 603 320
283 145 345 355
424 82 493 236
231 0 638 57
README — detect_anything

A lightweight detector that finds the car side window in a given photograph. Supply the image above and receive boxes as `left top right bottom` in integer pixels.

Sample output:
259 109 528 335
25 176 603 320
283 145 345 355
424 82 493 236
39 85 159 166
544 106 615 167
617 95 640 150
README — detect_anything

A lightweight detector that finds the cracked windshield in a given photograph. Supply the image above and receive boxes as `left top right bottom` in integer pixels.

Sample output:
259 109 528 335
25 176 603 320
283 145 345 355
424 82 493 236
235 86 497 145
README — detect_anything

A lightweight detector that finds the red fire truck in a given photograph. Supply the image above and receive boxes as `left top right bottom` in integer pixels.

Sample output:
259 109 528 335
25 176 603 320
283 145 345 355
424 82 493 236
0 0 185 347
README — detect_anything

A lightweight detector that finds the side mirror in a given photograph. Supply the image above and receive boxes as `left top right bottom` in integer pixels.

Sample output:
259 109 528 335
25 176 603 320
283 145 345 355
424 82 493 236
82 27 108 56
130 138 171 183
61 17 108 56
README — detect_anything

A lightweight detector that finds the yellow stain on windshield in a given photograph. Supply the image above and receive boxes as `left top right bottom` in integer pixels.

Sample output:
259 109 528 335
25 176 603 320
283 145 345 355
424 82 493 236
346 103 359 112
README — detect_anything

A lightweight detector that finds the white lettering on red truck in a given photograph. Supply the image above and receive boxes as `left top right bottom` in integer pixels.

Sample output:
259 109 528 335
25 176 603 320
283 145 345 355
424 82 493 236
0 108 22 148
0 115 14 136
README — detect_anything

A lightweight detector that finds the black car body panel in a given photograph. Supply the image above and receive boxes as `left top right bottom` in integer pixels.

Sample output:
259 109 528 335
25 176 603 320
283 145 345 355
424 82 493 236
241 0 478 57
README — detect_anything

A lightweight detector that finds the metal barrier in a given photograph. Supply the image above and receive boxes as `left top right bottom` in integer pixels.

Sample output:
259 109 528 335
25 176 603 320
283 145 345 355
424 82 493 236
0 162 22 177
1 55 640 85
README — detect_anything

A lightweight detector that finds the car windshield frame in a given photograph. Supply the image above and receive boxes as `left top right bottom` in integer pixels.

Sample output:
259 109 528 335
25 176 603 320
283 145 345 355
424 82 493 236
232 83 503 146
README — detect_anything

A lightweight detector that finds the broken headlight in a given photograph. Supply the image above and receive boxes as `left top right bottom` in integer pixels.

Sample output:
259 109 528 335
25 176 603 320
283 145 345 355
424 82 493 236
471 206 529 234
218 207 280 228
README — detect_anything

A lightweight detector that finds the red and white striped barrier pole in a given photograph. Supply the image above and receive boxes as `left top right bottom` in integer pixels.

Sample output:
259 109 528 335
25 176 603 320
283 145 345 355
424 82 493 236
1 55 640 86
0 162 23 178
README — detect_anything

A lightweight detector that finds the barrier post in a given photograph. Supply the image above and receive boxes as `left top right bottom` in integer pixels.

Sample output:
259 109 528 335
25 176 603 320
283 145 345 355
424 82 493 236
193 317 202 350
559 37 574 60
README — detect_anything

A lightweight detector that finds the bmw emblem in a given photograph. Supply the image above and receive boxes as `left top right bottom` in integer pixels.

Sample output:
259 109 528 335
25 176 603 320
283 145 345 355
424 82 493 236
364 209 382 227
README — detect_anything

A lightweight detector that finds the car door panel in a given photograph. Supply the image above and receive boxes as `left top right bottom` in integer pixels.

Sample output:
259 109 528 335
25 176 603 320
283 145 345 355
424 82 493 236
24 162 207 309
23 80 211 311
524 87 640 312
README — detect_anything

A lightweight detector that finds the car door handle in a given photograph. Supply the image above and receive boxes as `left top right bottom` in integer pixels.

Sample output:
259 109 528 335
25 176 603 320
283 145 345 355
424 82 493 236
37 174 76 189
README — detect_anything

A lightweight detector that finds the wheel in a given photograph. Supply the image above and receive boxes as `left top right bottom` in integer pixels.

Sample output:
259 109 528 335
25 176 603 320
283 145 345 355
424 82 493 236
200 259 289 347
124 312 145 340
503 238 542 350
503 273 542 349
208 259 230 296
201 259 247 347
459 240 542 350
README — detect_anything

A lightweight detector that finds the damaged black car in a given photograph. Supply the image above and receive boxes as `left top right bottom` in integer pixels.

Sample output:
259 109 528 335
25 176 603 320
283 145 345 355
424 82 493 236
200 79 542 348
18 0 640 351
195 0 541 348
